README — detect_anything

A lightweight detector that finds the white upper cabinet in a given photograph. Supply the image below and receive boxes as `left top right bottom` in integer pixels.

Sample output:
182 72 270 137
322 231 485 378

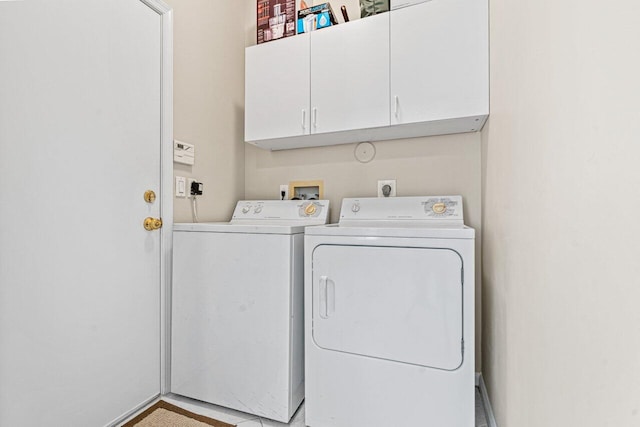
390 0 488 126
245 0 489 150
390 0 431 10
310 12 390 135
245 34 310 142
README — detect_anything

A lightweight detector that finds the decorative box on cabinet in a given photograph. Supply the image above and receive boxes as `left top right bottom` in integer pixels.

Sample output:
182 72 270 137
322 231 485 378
245 0 488 151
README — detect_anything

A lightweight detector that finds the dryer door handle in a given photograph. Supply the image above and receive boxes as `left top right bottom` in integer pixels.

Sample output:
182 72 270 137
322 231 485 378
319 276 335 319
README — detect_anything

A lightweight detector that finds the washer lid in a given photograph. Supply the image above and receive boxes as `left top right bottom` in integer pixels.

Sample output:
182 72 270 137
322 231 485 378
173 222 310 234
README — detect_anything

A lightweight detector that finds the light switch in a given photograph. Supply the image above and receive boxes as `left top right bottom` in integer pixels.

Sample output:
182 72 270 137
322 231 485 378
175 176 187 197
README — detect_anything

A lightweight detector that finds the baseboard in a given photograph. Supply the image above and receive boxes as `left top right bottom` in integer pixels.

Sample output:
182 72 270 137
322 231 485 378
477 373 498 427
107 395 160 427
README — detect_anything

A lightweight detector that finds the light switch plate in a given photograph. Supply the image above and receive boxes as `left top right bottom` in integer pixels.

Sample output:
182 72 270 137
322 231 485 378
175 176 187 197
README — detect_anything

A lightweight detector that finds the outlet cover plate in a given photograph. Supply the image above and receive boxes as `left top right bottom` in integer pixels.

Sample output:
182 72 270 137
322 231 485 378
377 179 397 197
279 184 289 200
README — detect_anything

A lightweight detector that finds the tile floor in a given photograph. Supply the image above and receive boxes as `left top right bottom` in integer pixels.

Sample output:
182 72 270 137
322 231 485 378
149 389 490 427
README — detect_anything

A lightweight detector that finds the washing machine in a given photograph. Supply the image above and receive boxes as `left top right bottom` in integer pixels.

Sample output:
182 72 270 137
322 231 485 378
304 196 474 427
171 200 329 423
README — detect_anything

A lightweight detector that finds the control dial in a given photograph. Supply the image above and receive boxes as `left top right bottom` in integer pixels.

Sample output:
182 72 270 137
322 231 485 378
241 206 250 214
304 203 317 216
432 203 447 214
351 203 360 213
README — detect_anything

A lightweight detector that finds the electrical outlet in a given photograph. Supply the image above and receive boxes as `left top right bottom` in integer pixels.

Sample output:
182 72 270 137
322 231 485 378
377 180 397 197
187 178 203 196
279 184 289 200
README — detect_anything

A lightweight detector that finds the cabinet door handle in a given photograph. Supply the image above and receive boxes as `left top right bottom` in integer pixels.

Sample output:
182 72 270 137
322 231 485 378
302 109 306 130
394 96 399 118
313 108 318 129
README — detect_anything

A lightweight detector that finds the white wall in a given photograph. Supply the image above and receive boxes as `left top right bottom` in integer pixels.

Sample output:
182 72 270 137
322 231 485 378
170 0 246 222
482 0 640 425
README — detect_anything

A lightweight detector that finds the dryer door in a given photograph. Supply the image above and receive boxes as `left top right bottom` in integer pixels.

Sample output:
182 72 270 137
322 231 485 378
311 244 464 370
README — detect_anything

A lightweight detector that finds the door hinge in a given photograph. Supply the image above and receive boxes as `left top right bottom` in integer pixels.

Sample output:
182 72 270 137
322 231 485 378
461 339 465 355
461 266 464 286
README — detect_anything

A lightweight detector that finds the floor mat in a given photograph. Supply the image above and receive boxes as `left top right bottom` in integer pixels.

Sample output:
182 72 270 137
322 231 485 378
122 400 236 427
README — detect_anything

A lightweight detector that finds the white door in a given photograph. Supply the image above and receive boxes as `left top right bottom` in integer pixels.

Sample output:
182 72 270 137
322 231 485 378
0 1 169 425
245 34 311 143
390 0 489 124
310 13 390 134
312 244 464 370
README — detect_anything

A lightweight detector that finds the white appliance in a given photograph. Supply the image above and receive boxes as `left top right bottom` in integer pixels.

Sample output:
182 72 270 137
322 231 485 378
304 196 475 427
171 200 330 423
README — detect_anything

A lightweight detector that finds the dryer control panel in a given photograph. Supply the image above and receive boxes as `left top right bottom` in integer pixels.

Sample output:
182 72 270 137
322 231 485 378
340 196 464 224
231 200 330 223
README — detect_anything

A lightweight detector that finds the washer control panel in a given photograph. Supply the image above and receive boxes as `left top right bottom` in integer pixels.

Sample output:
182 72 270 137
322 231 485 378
340 196 464 224
231 200 330 222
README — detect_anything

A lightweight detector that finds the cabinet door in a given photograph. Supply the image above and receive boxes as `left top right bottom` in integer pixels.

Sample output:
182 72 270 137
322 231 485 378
390 0 488 125
245 34 310 142
310 13 390 135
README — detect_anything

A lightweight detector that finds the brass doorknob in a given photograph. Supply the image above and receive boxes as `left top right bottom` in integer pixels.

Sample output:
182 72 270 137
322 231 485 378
144 217 163 231
144 190 156 203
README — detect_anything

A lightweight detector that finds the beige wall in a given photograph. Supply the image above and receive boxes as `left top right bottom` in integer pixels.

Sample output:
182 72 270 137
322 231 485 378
170 0 246 222
482 0 640 426
245 135 482 223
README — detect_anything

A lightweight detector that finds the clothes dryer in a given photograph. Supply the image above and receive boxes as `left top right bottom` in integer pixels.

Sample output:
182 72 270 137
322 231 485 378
172 200 329 423
304 196 474 427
